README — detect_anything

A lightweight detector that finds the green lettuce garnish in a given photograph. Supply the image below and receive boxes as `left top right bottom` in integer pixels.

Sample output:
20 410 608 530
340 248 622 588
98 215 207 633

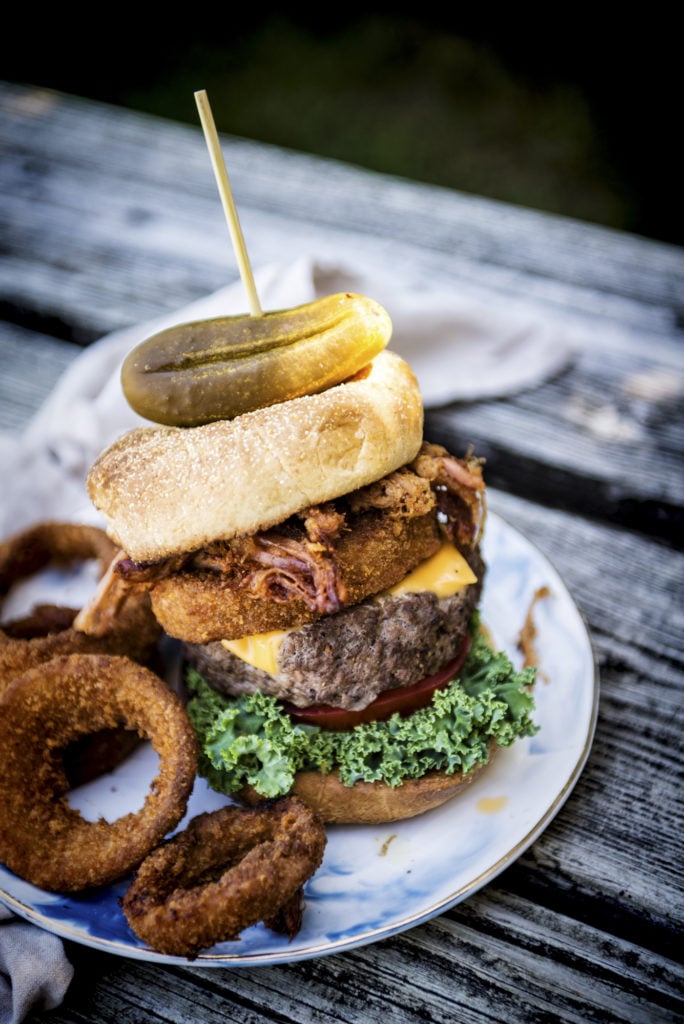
186 623 538 799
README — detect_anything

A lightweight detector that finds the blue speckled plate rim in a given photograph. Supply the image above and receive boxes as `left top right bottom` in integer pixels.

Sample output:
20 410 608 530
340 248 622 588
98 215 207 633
0 511 599 966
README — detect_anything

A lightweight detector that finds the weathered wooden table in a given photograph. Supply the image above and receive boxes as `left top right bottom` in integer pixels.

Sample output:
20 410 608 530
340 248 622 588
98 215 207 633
1 81 682 1024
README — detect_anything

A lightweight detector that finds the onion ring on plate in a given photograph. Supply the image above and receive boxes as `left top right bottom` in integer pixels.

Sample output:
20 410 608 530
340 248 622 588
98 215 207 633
0 520 161 696
1 603 80 638
0 599 161 700
0 522 163 785
121 797 327 958
0 653 197 892
0 520 117 593
0 603 155 787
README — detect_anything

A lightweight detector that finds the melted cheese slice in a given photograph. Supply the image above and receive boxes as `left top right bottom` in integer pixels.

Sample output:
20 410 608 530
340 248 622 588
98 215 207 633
221 629 287 677
220 541 477 675
385 540 476 598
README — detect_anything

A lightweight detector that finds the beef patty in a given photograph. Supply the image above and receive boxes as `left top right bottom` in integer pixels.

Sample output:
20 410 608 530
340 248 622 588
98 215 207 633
183 547 484 711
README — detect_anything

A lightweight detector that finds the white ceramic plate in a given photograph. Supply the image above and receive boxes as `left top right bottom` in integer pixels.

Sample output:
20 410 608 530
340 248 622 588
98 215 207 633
0 512 598 966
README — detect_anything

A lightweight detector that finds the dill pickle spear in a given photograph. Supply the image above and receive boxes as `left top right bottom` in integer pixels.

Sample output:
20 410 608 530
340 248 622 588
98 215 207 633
121 292 392 427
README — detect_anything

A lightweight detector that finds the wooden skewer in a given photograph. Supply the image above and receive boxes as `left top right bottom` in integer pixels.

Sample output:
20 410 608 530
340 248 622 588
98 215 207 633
194 89 262 316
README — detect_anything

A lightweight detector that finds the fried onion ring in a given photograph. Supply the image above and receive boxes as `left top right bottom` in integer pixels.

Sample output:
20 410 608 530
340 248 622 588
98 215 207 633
0 521 117 594
1 603 80 638
0 521 161 700
0 599 160 699
0 653 197 892
0 522 164 785
0 610 143 787
121 797 327 957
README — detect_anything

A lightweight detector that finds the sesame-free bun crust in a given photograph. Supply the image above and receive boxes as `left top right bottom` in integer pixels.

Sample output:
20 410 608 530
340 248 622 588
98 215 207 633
239 756 494 824
87 351 424 563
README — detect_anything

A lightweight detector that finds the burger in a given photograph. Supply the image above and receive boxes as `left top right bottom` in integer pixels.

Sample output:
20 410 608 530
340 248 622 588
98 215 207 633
85 344 537 824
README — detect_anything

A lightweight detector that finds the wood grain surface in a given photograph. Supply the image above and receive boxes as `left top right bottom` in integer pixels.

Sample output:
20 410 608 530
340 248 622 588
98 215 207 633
1 81 682 1024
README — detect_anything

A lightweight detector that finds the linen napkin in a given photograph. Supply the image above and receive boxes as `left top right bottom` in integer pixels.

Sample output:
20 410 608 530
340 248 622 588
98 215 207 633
0 907 73 1024
0 257 572 1019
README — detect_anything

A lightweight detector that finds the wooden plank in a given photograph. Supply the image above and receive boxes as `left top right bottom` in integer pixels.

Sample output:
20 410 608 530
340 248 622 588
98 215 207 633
0 324 81 429
425 339 684 545
2 84 682 545
2 82 681 1024
4 83 681 298
36 885 684 1024
2 83 682 348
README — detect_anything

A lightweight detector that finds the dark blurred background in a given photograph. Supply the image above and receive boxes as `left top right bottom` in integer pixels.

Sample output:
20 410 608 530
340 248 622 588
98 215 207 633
4 8 680 246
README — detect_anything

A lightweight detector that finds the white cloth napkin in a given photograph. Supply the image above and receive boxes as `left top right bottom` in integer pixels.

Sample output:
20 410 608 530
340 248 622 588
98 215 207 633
0 257 572 1018
0 907 73 1024
0 257 572 538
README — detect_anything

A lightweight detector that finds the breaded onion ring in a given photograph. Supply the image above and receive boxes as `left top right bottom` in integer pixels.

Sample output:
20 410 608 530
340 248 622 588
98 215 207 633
0 603 155 787
0 522 163 785
0 521 162 701
0 600 160 699
121 797 327 958
0 521 116 593
1 603 80 638
0 654 197 892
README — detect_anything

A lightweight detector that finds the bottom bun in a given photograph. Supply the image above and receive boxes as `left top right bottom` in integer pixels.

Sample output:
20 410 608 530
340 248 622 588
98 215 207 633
239 753 494 824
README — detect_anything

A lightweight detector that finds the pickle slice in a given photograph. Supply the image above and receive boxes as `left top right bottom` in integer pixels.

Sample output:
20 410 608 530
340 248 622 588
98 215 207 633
121 293 392 426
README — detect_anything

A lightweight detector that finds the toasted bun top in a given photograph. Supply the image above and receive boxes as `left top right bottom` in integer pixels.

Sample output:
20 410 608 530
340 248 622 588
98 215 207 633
87 351 424 563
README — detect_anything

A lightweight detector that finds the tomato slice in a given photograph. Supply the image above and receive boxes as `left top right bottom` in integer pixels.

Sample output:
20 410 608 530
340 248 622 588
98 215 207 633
282 633 471 731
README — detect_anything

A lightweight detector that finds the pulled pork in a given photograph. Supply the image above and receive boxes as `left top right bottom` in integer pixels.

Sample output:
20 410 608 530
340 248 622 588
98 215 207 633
84 443 485 629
